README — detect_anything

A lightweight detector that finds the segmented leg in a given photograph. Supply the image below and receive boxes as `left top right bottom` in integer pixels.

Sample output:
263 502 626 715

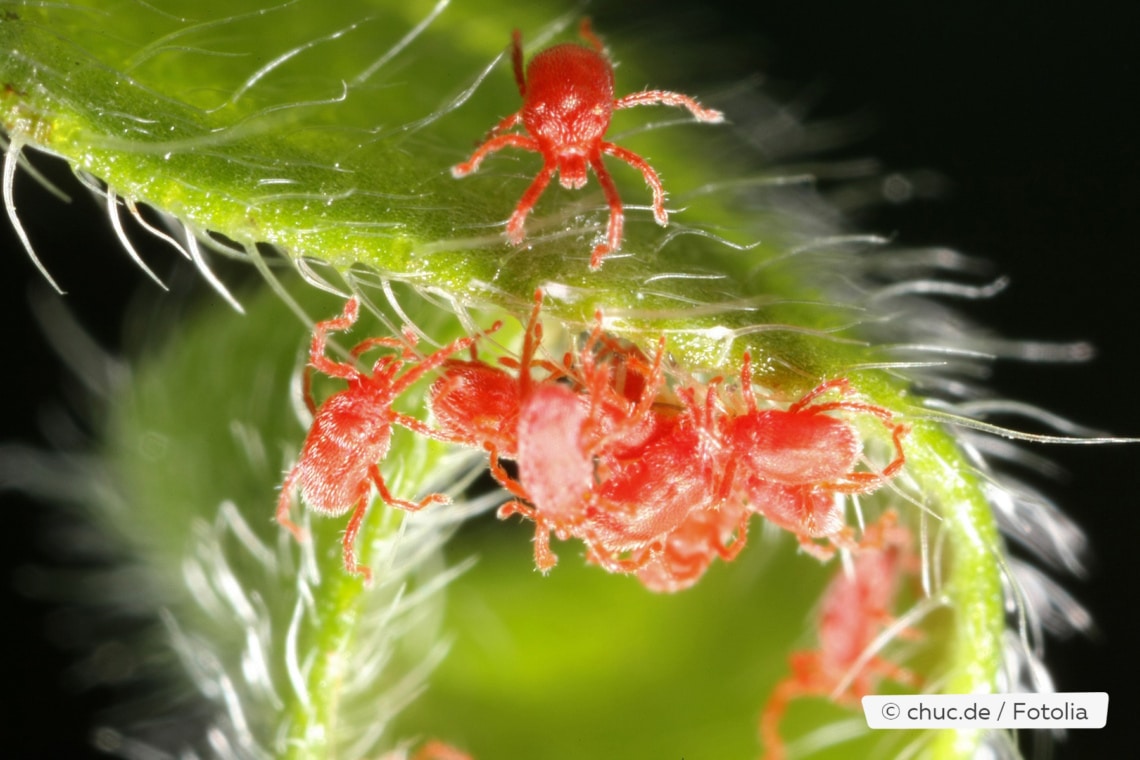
614 89 724 123
497 501 558 571
275 467 306 542
341 495 371 580
510 29 526 95
578 17 604 51
718 511 752 562
451 133 540 177
302 364 318 416
388 320 503 399
587 154 624 269
506 162 556 245
484 111 522 141
370 463 449 513
308 297 363 380
487 446 530 501
758 670 806 760
604 142 667 226
350 334 411 361
336 464 449 580
514 288 547 396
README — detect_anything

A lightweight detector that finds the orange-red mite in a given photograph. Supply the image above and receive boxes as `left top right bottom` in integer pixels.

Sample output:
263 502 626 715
759 511 920 760
452 18 724 269
275 298 498 581
718 354 910 560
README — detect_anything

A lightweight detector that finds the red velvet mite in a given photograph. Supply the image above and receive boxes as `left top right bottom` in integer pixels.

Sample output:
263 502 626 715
719 354 909 560
759 511 920 760
276 298 496 580
452 18 724 269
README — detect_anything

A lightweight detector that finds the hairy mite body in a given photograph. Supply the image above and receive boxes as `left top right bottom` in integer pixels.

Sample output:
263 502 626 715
453 18 723 269
277 298 495 580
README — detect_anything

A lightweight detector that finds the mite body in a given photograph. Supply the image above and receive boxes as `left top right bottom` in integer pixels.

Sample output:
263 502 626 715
452 18 723 269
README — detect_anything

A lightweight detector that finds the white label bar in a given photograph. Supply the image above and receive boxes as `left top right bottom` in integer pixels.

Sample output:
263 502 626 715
863 693 1108 729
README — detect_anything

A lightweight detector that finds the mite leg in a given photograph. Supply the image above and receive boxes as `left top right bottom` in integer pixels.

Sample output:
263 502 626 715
587 154 625 269
370 463 450 513
505 162 556 245
510 30 525 96
451 133 538 177
275 467 306 542
614 89 724 123
497 501 558 571
309 298 363 380
602 143 667 226
341 496 372 581
487 446 531 501
578 17 604 52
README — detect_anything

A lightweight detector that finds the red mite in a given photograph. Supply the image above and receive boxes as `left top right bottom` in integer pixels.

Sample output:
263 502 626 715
495 304 738 577
759 510 921 760
490 299 688 572
452 18 724 269
276 298 497 580
428 290 562 501
719 354 909 560
431 290 706 573
428 291 905 588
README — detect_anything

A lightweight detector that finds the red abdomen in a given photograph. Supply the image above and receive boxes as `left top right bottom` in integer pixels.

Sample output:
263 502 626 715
522 43 615 145
729 411 861 484
297 391 392 515
429 359 522 456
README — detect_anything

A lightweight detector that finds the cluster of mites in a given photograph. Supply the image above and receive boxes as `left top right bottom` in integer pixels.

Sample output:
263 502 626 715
276 20 918 758
277 289 909 587
277 291 918 758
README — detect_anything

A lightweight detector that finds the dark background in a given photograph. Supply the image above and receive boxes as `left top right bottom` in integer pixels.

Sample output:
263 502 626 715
2 2 1136 757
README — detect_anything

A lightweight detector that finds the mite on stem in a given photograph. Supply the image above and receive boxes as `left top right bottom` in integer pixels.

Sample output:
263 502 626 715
276 297 497 580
